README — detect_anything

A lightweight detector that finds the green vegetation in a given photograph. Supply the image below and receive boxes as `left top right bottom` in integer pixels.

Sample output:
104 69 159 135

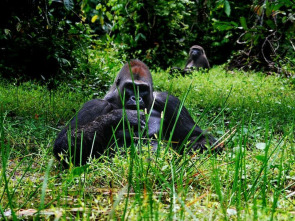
1 1 294 83
0 0 294 220
1 66 295 220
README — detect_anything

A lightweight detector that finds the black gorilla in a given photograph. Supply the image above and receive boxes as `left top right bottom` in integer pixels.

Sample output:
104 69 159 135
184 45 210 71
54 60 216 166
170 45 210 75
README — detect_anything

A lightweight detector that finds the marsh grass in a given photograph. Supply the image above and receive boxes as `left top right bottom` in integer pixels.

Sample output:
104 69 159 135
0 67 295 220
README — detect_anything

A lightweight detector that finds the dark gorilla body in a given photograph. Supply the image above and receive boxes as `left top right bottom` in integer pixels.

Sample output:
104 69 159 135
170 45 210 75
184 45 210 71
54 60 216 166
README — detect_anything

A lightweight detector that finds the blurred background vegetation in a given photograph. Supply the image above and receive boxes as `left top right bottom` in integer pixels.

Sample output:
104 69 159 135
0 0 294 92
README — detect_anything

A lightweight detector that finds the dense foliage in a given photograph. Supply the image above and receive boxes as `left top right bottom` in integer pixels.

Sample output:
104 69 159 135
227 0 295 74
86 0 295 73
84 0 239 67
0 0 294 83
0 0 92 85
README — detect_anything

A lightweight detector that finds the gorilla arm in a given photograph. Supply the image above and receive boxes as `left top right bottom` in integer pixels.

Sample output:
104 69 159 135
196 55 210 69
154 92 216 152
53 99 145 165
184 58 194 69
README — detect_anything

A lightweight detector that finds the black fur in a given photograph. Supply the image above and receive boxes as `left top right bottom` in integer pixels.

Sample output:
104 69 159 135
184 45 210 71
170 45 210 76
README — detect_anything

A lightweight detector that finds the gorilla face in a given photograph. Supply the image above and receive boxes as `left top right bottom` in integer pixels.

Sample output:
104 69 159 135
113 61 154 111
121 80 152 110
190 48 202 59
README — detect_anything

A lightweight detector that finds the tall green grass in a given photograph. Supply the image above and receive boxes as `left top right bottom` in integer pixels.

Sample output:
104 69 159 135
0 67 295 219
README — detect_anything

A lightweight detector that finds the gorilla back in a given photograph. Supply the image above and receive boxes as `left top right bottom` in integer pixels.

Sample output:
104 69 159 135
53 60 217 166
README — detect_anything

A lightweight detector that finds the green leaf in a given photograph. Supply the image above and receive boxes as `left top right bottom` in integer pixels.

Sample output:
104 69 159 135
16 23 22 32
244 32 252 41
71 165 89 176
255 155 266 162
4 29 11 35
64 0 74 11
213 21 235 31
135 33 146 41
106 12 113 21
273 3 284 11
96 4 102 10
265 19 275 29
266 0 272 17
224 0 231 17
230 21 239 27
240 17 248 30
111 4 123 11
91 15 99 23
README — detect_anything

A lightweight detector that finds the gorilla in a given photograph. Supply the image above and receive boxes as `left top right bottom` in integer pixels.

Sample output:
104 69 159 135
184 45 210 71
170 45 210 76
54 60 217 166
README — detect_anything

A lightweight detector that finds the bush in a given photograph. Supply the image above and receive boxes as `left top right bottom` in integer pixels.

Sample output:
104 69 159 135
0 0 92 85
225 0 295 75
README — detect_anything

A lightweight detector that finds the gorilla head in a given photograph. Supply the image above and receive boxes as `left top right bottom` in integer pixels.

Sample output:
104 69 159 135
105 60 154 111
190 46 203 59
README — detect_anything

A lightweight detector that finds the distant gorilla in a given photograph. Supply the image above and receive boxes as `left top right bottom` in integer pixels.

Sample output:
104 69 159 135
170 45 210 76
184 45 210 71
54 60 217 166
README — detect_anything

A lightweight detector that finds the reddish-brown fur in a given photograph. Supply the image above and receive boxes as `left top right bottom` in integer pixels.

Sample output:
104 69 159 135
130 61 149 76
132 66 146 78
